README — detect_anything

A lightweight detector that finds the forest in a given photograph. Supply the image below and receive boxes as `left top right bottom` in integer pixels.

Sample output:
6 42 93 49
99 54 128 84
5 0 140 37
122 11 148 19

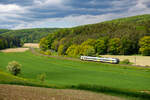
0 28 58 43
39 14 150 56
0 36 22 50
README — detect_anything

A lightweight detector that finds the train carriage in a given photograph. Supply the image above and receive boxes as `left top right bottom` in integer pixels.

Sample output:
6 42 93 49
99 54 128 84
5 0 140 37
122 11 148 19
80 56 119 64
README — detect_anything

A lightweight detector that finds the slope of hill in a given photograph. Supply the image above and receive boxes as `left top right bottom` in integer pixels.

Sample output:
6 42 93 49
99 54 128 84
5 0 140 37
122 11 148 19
0 70 126 100
0 29 10 34
0 28 59 43
41 14 150 55
0 51 150 100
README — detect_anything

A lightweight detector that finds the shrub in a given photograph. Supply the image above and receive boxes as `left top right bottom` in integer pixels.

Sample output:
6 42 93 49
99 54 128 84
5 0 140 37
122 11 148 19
95 37 108 55
38 73 46 83
51 40 59 51
58 45 64 55
139 36 150 56
81 39 96 47
139 47 150 56
7 61 21 76
44 50 52 55
58 45 67 55
121 59 130 64
66 45 80 57
80 45 95 56
40 50 52 55
108 38 121 55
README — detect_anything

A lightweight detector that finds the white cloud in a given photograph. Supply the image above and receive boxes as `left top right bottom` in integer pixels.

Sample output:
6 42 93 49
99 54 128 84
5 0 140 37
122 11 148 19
1 0 150 29
0 4 27 13
33 0 63 6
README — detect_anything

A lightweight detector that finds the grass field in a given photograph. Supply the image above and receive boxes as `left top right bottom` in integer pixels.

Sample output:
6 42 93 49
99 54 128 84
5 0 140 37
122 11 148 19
0 50 150 91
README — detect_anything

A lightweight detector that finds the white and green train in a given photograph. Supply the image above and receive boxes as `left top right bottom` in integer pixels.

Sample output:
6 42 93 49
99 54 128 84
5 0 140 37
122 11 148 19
80 56 120 64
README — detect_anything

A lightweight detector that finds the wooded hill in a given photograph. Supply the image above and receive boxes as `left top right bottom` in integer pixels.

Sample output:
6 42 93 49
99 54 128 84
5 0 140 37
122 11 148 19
0 29 10 34
0 28 59 43
40 14 150 56
0 36 22 50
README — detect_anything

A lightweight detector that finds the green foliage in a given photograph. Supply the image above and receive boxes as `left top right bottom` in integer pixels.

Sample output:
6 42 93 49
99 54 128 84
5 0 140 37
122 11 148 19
39 14 150 55
119 37 134 55
51 40 59 51
40 50 52 55
80 45 95 56
38 73 46 83
58 45 65 55
66 45 80 57
0 36 22 50
0 29 10 34
108 38 121 55
139 36 150 56
7 61 21 76
95 38 108 55
120 59 130 65
81 39 96 47
45 50 52 55
39 37 50 51
0 28 58 43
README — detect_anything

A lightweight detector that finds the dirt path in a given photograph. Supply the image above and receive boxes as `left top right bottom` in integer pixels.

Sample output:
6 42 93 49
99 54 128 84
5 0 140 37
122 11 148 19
102 55 150 66
0 84 125 100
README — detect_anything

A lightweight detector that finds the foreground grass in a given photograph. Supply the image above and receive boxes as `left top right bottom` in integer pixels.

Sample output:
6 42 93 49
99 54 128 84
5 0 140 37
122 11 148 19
0 50 150 100
0 51 150 91
0 70 150 100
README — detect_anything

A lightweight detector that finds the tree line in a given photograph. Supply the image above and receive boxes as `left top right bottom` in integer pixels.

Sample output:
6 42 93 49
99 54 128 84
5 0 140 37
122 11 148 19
0 28 58 43
0 36 22 50
39 14 150 56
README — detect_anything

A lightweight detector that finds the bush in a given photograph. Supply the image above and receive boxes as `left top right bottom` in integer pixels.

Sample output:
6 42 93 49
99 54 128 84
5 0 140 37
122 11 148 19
121 59 130 64
80 45 95 56
7 61 21 76
108 38 121 55
38 73 46 83
45 50 52 55
58 45 65 55
139 36 150 56
66 45 80 57
139 47 150 56
95 38 108 55
40 50 52 55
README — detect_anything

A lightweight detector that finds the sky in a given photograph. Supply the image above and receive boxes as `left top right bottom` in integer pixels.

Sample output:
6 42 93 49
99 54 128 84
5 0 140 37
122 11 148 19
0 0 150 29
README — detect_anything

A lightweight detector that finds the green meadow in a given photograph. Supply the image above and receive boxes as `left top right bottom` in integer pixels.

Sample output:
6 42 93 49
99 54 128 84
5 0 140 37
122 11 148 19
0 50 150 91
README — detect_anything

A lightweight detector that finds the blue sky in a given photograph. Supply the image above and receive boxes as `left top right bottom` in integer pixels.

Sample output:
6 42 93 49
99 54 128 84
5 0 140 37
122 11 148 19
0 0 150 29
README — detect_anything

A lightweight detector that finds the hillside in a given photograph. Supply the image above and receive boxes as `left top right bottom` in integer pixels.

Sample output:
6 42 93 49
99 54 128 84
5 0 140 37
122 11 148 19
0 28 59 43
0 51 150 90
40 14 150 55
0 29 10 34
0 70 126 100
0 50 150 100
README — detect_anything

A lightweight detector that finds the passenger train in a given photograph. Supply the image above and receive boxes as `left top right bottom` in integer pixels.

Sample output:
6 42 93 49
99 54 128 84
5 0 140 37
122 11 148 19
80 56 120 64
